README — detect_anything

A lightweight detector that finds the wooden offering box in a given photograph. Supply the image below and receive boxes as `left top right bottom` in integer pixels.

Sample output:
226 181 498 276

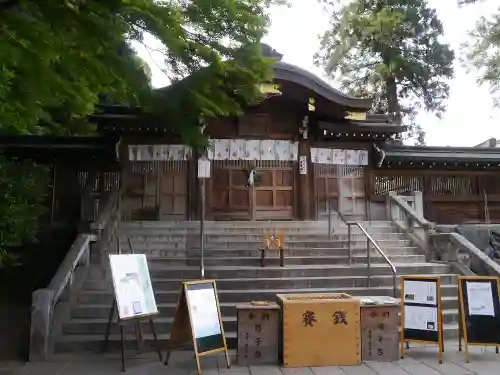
276 293 361 368
359 296 400 362
236 302 281 365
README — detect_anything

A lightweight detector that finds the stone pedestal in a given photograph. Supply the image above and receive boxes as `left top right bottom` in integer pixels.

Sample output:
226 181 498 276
359 296 400 362
236 303 280 365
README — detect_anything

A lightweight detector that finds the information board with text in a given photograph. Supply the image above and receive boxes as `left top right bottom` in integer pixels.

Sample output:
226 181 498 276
400 276 443 363
458 276 500 347
109 254 158 321
166 280 230 375
185 282 225 353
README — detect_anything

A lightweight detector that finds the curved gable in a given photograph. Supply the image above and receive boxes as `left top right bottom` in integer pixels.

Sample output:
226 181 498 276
272 61 372 111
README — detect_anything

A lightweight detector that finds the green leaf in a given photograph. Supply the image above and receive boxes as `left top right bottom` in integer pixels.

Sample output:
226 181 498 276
0 0 286 266
314 0 455 143
0 0 284 139
463 3 500 107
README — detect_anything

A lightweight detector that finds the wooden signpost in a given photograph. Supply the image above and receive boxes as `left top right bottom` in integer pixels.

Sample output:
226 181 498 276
165 280 230 375
102 242 162 372
457 276 500 362
400 275 444 363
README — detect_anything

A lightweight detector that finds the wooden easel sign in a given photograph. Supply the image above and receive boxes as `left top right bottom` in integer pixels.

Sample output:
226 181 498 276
109 254 158 320
400 275 444 363
457 276 500 362
103 254 162 372
165 280 230 375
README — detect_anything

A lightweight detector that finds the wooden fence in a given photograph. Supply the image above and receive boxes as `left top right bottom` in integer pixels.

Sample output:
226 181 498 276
370 170 500 224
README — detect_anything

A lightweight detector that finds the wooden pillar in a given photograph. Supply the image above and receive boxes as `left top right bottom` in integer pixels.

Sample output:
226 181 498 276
298 140 310 220
155 163 161 221
308 148 316 220
364 166 372 221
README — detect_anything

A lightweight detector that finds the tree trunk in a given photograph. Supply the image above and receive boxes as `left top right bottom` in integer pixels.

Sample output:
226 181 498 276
385 75 401 125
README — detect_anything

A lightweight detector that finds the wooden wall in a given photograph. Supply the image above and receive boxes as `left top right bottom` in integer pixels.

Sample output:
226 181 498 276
206 96 302 139
369 169 500 224
205 97 301 220
52 162 120 225
120 160 193 221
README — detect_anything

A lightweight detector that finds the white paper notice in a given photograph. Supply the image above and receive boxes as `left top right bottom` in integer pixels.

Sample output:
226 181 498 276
404 305 438 331
299 155 307 175
403 280 437 305
198 157 211 178
466 281 495 317
187 287 222 339
109 254 158 320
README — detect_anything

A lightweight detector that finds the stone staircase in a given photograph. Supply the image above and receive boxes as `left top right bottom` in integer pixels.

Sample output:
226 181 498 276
55 220 459 352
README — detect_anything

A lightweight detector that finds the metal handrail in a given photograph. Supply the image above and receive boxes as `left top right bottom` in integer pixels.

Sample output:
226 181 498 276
327 197 348 238
347 222 398 297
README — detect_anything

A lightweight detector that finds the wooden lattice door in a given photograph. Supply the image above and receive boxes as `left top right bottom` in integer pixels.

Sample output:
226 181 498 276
338 166 365 219
123 161 188 221
209 163 251 220
125 170 158 220
255 163 294 220
315 165 365 220
209 161 294 220
159 164 188 220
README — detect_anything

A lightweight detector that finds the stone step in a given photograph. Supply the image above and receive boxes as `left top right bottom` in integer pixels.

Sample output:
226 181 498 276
77 284 458 305
122 232 406 241
71 297 460 320
136 254 426 267
203 237 410 245
120 229 404 241
128 246 422 258
83 274 458 292
57 219 461 356
121 230 402 238
125 239 414 251
142 263 453 279
54 322 461 353
119 221 394 230
63 307 460 336
119 228 400 237
54 333 217 353
127 243 415 257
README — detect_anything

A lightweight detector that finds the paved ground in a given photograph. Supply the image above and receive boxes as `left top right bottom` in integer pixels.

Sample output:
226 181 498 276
3 345 500 375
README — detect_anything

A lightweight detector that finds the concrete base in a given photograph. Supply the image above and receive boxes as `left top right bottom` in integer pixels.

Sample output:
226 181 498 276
14 346 500 375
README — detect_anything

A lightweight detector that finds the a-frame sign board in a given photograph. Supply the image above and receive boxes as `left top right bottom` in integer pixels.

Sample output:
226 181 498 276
458 276 500 362
102 239 162 372
165 280 230 375
400 275 444 364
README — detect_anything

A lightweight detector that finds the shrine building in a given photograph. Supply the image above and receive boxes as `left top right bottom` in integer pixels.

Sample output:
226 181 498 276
3 45 500 226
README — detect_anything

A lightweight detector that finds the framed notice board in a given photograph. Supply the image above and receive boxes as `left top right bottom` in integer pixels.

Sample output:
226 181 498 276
109 254 159 321
165 280 230 375
400 275 444 363
105 253 162 372
457 276 500 362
